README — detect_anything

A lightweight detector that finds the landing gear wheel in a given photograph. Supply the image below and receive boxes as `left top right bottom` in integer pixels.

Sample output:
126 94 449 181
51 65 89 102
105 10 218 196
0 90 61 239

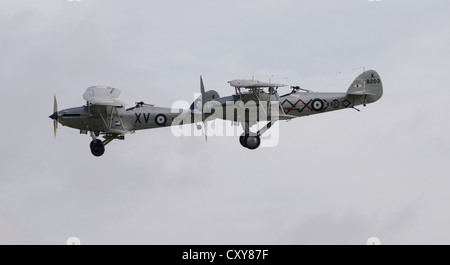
90 139 102 150
245 135 261 150
239 134 261 150
239 134 247 147
90 140 105 157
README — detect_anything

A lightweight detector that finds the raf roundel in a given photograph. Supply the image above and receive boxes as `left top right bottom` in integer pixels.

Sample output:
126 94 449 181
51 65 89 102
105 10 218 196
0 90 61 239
311 99 324 112
155 114 167 126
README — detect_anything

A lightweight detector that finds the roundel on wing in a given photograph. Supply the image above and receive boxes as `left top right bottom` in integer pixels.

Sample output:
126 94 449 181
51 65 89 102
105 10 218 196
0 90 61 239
155 114 167 126
311 99 324 112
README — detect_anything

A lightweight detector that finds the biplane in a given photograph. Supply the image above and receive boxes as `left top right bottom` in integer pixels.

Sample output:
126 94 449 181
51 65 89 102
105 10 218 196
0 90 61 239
49 70 382 156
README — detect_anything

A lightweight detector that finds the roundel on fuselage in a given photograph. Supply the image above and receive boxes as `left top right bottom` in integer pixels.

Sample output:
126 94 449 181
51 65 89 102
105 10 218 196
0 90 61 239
155 114 167 126
311 99 324 112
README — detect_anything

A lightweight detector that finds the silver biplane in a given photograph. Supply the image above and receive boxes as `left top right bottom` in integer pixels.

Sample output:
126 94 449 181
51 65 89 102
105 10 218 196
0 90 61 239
49 70 382 156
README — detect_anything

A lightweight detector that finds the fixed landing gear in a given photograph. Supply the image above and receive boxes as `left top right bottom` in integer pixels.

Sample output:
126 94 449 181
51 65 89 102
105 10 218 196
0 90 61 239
88 132 123 157
239 121 275 150
239 133 261 150
90 139 105 157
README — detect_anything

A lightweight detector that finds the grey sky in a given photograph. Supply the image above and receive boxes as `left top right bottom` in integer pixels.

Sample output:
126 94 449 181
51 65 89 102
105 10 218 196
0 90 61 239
1 0 449 244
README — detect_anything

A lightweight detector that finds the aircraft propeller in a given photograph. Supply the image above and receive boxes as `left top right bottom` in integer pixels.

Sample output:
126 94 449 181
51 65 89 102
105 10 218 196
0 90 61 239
49 95 58 138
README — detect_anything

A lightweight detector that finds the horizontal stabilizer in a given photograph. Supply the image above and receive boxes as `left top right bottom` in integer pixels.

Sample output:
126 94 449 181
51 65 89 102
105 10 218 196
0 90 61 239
347 91 377 96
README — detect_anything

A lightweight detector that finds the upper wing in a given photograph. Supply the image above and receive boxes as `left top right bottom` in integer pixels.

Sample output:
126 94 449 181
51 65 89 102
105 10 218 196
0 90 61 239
228 79 285 89
83 86 125 107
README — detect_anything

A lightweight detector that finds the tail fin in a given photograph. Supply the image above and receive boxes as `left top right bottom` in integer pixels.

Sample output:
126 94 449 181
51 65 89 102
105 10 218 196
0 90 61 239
347 70 383 104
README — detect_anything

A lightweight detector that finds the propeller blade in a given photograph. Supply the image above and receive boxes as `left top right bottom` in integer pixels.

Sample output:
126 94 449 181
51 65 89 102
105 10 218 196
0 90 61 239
202 122 208 142
53 119 58 139
200 76 207 142
52 95 58 139
200 75 206 95
200 75 206 121
54 95 57 114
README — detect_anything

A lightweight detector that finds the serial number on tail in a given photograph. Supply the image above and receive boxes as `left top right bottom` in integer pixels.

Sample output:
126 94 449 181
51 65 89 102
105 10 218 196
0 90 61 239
366 79 381 84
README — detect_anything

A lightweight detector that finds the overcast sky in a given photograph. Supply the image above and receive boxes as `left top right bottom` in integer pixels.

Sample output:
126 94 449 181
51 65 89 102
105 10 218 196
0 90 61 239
1 0 450 245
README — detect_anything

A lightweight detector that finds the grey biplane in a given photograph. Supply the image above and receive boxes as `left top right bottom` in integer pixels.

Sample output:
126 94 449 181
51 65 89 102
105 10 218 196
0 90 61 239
49 70 382 156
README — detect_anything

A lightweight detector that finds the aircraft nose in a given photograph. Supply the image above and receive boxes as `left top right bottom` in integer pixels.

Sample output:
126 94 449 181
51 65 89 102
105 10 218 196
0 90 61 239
49 113 58 120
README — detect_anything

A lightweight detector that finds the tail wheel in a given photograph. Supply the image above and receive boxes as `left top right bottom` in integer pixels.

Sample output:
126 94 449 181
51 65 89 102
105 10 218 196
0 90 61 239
90 140 105 157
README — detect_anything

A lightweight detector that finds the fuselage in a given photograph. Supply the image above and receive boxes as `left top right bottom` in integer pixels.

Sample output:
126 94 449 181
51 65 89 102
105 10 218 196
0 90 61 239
280 92 359 117
214 91 360 120
57 105 183 134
